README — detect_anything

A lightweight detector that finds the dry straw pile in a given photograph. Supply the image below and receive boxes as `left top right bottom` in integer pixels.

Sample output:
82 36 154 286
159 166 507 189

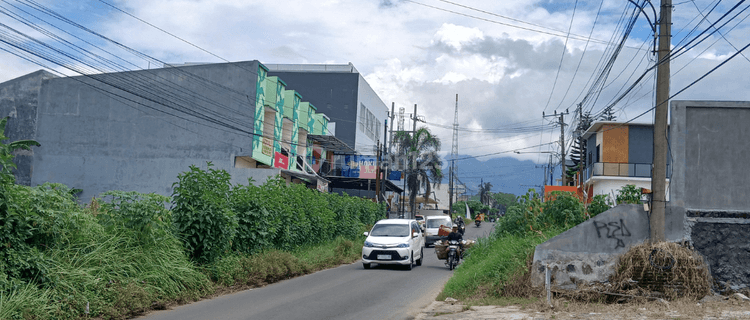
609 241 712 300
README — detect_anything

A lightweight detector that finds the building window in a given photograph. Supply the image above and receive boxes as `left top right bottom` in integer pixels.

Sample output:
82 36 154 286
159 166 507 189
359 103 380 141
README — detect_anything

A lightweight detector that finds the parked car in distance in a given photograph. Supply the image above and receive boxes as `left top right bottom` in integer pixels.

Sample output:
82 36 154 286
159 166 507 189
362 219 425 270
424 215 453 247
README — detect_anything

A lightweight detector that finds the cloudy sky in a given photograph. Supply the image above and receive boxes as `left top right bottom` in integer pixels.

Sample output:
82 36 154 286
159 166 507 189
1 0 749 172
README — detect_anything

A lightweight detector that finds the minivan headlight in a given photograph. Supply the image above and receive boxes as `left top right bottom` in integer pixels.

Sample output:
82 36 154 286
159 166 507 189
396 243 409 248
364 241 375 248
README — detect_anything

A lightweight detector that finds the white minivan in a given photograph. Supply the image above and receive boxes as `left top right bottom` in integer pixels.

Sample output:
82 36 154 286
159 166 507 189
361 219 425 270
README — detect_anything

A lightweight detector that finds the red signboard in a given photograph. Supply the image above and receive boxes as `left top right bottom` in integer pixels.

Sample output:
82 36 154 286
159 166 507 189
273 152 288 169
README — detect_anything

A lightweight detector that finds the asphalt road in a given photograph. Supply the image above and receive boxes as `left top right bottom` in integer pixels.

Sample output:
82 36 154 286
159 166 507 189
139 221 495 320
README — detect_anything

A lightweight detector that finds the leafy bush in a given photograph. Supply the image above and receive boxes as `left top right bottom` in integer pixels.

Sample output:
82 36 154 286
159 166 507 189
587 194 611 217
539 191 585 229
616 184 642 205
0 183 81 285
98 191 172 246
171 162 237 264
495 189 543 236
230 176 383 254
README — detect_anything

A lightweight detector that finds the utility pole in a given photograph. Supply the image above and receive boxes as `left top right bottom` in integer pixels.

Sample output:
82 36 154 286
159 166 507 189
543 110 569 186
450 94 459 217
409 104 418 219
389 102 395 154
375 140 381 204
651 0 672 242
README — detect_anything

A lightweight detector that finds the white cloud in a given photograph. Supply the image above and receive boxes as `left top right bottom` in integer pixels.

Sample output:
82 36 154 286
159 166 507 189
1 0 749 166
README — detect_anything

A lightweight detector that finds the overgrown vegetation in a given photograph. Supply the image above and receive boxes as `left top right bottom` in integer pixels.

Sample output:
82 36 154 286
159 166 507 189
441 185 659 304
0 141 383 320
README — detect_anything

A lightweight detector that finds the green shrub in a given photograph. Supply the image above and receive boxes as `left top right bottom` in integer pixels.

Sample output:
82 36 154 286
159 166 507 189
0 183 83 285
495 189 543 236
98 191 172 246
616 184 642 205
587 194 611 217
539 191 585 229
230 179 282 255
171 162 237 264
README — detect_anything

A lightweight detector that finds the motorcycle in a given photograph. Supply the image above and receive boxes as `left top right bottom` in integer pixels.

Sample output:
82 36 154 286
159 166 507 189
475 220 481 227
454 219 466 235
446 240 461 270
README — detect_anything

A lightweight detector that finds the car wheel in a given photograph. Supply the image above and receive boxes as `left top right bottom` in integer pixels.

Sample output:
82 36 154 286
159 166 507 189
363 263 371 269
416 248 423 266
407 253 413 271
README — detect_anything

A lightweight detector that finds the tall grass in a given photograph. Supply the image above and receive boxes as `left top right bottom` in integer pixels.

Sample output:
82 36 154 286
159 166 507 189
208 236 365 288
438 229 561 302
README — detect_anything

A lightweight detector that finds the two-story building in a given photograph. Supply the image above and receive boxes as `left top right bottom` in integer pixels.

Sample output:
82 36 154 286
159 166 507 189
581 121 670 202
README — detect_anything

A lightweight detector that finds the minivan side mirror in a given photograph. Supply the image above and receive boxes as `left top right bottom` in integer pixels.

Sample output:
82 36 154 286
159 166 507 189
412 232 419 238
363 232 369 237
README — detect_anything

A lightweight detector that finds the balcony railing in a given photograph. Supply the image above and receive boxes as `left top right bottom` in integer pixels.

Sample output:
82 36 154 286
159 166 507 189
584 162 671 181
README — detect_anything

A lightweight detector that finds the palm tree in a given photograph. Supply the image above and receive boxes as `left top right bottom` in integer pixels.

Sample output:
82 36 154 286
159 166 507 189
478 181 492 206
391 127 443 218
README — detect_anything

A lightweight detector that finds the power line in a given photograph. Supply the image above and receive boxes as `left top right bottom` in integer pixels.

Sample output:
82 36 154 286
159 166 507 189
402 0 648 51
543 0 579 113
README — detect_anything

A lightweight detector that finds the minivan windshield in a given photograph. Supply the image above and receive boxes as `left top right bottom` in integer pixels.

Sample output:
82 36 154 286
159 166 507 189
426 218 450 228
369 224 410 237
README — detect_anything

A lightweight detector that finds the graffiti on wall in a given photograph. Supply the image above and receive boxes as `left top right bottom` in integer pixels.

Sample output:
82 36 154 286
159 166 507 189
593 219 632 249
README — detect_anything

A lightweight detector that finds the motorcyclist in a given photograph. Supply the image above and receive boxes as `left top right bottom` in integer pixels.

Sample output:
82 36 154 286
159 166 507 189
446 225 464 257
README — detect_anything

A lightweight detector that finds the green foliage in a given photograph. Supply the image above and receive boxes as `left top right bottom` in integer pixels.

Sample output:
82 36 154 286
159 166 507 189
0 117 40 185
539 191 585 229
438 229 560 300
0 183 81 286
616 184 642 205
495 189 543 236
587 194 611 217
490 192 518 211
171 162 237 264
98 191 172 246
0 185 212 319
210 237 363 288
0 154 387 319
496 189 587 236
453 200 485 219
231 176 383 254
390 127 443 216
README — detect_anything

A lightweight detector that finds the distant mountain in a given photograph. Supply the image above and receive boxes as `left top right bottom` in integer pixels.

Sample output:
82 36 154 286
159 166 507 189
441 155 560 197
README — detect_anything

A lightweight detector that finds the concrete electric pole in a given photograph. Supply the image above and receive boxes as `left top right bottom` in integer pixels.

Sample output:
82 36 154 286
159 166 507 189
543 110 569 186
651 0 672 242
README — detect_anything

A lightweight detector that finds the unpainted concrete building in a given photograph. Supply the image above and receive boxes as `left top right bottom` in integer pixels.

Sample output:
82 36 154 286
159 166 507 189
0 61 335 201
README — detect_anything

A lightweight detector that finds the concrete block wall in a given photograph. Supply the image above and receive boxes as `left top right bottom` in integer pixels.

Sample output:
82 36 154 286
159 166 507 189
531 204 650 289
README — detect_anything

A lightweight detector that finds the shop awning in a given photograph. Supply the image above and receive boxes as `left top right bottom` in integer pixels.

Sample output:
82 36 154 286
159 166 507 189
325 176 404 193
280 169 329 184
307 134 356 155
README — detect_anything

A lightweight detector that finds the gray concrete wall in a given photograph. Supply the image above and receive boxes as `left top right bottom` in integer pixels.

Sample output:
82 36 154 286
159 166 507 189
0 70 57 185
670 100 750 289
29 61 262 201
532 204 649 289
